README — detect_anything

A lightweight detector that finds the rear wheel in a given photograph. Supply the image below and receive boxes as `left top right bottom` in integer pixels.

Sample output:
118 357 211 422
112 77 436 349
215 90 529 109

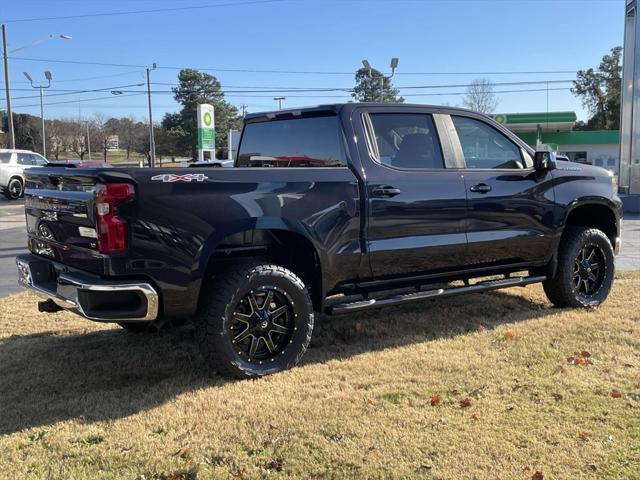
543 226 614 307
4 178 23 200
197 263 314 379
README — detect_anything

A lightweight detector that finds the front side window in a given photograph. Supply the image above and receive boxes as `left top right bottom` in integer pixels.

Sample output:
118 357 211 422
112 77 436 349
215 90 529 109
30 154 48 166
237 115 346 167
367 113 444 169
452 116 524 169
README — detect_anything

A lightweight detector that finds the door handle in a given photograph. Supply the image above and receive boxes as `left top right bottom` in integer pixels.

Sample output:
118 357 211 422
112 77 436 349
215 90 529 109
372 186 401 197
469 183 492 193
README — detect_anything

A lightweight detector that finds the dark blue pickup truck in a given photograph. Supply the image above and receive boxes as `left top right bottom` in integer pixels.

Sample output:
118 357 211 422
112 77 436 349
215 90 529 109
16 103 622 378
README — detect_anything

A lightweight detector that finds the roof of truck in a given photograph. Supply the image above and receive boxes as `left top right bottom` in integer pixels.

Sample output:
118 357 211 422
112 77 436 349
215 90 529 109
243 103 483 121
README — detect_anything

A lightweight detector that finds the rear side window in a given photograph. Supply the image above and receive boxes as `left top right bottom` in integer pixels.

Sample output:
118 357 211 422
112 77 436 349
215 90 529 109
0 153 12 163
237 115 346 167
452 116 524 169
367 113 444 169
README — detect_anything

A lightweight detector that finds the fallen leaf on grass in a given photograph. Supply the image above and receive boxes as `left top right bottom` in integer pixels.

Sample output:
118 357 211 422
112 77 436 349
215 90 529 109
503 331 515 341
552 393 563 401
564 458 578 468
635 383 640 389
609 390 623 399
460 398 472 409
430 395 441 406
265 459 283 472
567 351 593 366
532 471 544 480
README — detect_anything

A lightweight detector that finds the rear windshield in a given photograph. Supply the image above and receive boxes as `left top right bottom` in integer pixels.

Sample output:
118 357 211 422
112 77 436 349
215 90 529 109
0 153 12 164
237 115 346 167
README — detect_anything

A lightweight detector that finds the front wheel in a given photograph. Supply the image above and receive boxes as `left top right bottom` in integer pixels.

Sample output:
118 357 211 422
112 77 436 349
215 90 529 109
3 178 23 200
196 263 314 379
543 226 615 308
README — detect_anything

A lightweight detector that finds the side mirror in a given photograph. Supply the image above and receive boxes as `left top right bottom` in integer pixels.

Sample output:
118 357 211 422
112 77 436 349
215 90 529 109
533 151 557 172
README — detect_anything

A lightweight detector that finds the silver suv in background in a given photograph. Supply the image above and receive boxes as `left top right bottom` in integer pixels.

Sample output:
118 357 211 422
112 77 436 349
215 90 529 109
0 149 48 200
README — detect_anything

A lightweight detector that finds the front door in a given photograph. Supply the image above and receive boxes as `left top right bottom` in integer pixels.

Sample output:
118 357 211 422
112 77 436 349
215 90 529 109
449 114 556 268
361 110 468 277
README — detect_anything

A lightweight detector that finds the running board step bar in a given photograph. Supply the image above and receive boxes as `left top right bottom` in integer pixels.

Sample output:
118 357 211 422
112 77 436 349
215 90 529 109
327 275 547 315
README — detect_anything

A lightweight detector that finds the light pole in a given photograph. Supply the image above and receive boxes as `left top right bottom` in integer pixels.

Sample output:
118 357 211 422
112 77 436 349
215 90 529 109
361 57 399 102
274 96 285 110
146 63 157 168
23 71 52 156
1 26 71 149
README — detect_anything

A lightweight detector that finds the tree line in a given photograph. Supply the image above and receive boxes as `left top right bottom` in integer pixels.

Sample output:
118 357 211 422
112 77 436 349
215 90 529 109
0 48 623 161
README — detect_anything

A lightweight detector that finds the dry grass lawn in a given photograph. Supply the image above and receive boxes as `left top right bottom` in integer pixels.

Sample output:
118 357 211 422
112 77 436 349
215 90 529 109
0 272 638 479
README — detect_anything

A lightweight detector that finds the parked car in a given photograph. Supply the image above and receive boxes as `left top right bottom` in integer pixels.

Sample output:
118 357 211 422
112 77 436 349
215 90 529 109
16 103 622 379
0 149 48 199
47 160 112 168
189 159 234 168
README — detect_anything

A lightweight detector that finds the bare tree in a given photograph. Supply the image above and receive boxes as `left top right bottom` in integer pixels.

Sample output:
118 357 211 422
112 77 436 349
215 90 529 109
462 78 499 114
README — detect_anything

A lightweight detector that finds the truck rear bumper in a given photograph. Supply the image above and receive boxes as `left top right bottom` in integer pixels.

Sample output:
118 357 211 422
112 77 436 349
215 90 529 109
16 254 159 322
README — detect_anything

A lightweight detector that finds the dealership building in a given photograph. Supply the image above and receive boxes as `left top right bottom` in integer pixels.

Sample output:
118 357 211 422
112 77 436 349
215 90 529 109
493 111 620 174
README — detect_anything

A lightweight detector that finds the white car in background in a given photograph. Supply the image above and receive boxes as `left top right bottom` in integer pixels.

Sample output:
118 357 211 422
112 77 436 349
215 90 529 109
0 149 48 200
188 159 234 168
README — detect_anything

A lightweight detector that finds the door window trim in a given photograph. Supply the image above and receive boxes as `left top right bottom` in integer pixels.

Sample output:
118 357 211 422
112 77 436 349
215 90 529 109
361 111 453 171
448 114 534 171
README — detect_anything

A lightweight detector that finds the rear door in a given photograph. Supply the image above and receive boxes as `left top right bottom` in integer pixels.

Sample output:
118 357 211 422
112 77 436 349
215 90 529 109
448 114 556 267
359 108 468 277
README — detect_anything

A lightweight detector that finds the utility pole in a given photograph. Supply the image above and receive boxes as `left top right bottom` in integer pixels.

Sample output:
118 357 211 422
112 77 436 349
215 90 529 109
274 96 285 110
2 25 15 149
1 28 70 151
241 104 247 117
86 122 92 160
146 63 157 168
24 71 52 156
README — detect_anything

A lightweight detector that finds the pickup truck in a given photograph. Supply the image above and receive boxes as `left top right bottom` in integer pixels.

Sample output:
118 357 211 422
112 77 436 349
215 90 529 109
16 103 622 378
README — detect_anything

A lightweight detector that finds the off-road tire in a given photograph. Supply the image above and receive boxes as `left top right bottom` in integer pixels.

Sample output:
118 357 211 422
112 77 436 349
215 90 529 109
3 178 23 200
543 226 614 308
196 263 314 379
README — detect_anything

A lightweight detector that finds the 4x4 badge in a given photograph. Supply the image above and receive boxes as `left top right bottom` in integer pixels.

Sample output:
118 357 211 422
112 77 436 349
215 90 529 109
151 173 208 183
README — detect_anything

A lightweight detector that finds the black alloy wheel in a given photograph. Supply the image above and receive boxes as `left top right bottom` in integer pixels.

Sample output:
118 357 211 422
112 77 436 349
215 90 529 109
230 287 295 363
573 244 606 297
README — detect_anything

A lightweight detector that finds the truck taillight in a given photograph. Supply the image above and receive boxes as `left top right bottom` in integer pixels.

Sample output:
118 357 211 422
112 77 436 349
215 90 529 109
95 183 134 253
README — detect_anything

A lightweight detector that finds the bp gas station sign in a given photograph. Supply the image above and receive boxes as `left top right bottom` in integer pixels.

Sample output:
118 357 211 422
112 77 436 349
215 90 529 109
197 104 215 160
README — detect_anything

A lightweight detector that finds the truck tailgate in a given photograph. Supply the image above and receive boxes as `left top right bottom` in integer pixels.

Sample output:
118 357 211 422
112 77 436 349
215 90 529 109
23 167 135 275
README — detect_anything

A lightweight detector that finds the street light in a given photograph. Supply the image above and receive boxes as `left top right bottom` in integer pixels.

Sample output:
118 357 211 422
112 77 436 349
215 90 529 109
1 25 71 149
23 70 52 156
361 57 399 103
274 96 285 110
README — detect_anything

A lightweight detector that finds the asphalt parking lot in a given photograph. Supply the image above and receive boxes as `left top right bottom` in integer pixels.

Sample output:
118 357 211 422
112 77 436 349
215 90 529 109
0 196 638 298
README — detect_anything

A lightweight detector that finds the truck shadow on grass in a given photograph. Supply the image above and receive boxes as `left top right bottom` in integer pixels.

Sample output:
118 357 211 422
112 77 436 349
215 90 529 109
0 289 548 435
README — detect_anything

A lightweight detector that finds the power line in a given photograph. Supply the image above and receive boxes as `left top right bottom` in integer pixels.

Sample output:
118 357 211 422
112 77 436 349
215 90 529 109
9 56 582 76
1 0 285 23
6 86 571 109
4 79 575 103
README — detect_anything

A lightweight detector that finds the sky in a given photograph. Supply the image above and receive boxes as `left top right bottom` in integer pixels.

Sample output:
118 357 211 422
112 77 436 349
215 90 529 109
0 0 626 124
